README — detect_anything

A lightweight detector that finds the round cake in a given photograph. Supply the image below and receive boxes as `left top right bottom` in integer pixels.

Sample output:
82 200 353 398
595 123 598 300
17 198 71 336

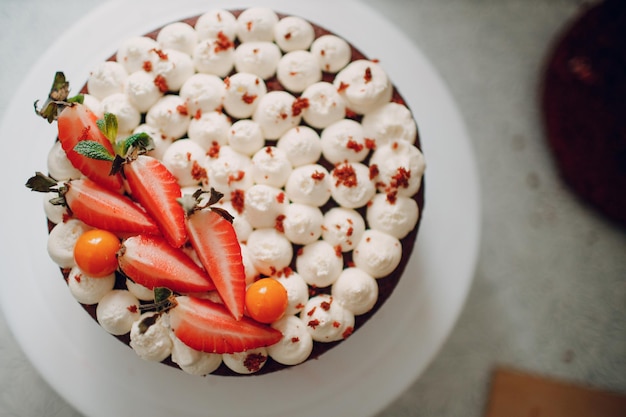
28 7 426 376
541 0 626 228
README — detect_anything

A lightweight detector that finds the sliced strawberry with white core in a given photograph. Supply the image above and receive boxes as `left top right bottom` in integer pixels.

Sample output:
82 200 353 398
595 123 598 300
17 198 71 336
57 105 123 192
64 178 160 236
118 235 215 294
169 296 282 354
123 155 188 248
186 208 246 320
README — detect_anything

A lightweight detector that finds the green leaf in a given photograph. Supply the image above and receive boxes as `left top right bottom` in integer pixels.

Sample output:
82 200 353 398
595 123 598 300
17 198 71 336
120 132 154 157
154 287 173 304
97 113 118 145
73 140 115 161
67 94 84 104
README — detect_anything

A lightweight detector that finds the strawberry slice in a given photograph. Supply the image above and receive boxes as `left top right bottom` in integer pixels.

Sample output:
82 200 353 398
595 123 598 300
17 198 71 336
185 206 246 320
123 155 188 248
169 296 282 354
65 178 160 236
26 173 160 237
57 104 123 192
118 235 215 294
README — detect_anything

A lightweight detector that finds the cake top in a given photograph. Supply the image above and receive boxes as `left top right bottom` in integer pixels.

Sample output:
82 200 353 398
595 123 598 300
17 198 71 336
28 6 425 376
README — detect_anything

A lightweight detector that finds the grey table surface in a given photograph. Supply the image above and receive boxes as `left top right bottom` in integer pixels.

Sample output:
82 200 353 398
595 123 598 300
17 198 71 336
1 0 624 416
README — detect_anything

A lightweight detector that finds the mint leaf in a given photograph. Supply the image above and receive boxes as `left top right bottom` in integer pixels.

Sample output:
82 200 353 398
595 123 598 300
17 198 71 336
73 141 115 161
120 132 154 157
97 113 118 145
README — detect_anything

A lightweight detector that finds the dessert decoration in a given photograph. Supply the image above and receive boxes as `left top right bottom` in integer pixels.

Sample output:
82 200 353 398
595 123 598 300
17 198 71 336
26 7 426 375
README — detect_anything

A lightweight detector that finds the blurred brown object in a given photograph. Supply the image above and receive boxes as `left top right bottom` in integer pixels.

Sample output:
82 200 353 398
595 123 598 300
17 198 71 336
485 367 626 417
541 0 626 229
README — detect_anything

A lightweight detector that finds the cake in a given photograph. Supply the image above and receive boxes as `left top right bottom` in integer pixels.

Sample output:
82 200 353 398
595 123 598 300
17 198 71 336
27 7 426 376
541 0 626 228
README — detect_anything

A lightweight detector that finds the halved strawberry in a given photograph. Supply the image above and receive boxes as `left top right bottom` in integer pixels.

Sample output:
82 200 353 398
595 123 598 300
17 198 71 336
123 155 188 248
118 235 215 294
57 104 123 192
169 296 282 354
183 192 246 320
26 173 160 237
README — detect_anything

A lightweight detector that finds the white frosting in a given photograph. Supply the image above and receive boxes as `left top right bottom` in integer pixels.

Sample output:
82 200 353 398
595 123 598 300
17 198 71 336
81 94 104 118
124 70 163 113
310 34 351 73
274 272 309 316
149 48 195 92
243 184 288 229
205 145 253 199
331 267 378 315
170 334 223 375
134 123 173 160
227 119 265 155
329 162 376 209
321 207 365 252
193 38 235 78
276 50 322 93
369 140 426 197
246 228 293 275
250 146 292 187
188 110 231 150
161 138 207 187
301 81 346 129
320 119 369 164
223 72 267 119
352 229 402 278
130 312 173 362
300 294 354 342
281 203 323 245
47 141 81 181
362 102 417 146
100 92 141 133
285 164 331 207
234 41 282 80
47 219 91 269
277 126 322 167
194 9 237 42
67 266 116 305
96 290 141 336
366 193 419 239
116 36 159 74
87 61 128 100
43 192 68 225
236 7 279 43
222 347 269 374
274 16 315 52
157 22 198 56
126 279 155 301
145 95 191 140
180 73 226 116
268 315 313 365
239 243 260 285
296 240 343 288
333 60 393 114
253 91 302 140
